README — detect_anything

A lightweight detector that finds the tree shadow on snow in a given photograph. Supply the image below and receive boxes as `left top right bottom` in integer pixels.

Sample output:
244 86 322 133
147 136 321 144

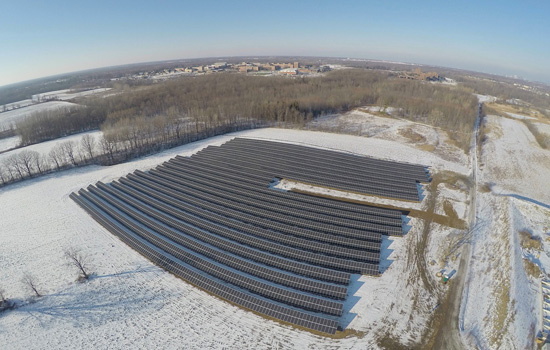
13 266 169 329
497 192 550 209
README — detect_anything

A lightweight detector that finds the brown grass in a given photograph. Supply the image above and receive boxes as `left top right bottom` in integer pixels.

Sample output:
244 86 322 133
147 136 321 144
486 102 546 121
417 144 436 152
442 200 459 222
398 127 438 153
519 230 542 250
479 183 492 193
523 259 541 278
399 127 426 143
523 120 550 149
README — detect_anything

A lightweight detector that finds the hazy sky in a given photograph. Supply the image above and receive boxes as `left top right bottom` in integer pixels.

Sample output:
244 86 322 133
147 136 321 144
1 0 549 86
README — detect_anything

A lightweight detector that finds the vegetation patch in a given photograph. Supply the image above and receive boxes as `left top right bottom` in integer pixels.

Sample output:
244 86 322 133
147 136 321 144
399 127 426 143
523 259 541 278
523 120 550 149
442 200 459 223
519 230 542 250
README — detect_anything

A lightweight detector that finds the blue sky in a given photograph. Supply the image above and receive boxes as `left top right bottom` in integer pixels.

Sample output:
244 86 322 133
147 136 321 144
1 0 549 86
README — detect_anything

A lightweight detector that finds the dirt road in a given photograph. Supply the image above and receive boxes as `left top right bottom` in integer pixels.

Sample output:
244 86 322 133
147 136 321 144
432 103 482 349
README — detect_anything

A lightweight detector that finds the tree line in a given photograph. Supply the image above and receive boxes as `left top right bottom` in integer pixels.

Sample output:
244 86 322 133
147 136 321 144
2 69 480 187
16 69 478 147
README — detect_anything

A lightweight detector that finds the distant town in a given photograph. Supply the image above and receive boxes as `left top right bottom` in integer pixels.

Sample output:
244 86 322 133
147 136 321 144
111 61 333 82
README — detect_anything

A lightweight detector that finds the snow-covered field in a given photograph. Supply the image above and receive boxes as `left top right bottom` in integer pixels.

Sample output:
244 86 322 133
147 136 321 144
0 127 464 349
0 131 101 164
306 109 468 173
0 136 20 153
459 112 550 349
32 88 111 101
481 115 550 204
0 88 111 129
0 101 79 129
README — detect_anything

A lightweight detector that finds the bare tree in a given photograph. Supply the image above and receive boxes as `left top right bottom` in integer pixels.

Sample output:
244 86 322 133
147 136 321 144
80 134 96 161
6 154 23 179
29 151 47 175
65 248 91 280
49 144 65 170
22 273 41 297
61 141 78 166
0 164 7 185
99 135 117 163
17 150 36 177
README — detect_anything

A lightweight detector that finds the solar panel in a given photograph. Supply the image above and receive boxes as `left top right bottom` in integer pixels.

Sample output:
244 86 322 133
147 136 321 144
70 137 427 334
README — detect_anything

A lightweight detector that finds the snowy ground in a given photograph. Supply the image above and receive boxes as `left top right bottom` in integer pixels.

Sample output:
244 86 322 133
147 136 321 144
32 88 111 101
459 111 550 349
306 108 468 169
506 112 536 120
273 178 425 211
0 126 467 349
0 136 20 153
475 94 498 104
481 115 550 204
0 101 79 129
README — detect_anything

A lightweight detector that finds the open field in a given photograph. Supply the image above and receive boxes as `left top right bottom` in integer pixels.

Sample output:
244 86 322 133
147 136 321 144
2 96 548 349
0 124 469 349
0 101 79 129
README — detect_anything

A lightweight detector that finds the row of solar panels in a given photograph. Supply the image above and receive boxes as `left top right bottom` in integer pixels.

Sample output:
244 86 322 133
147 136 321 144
116 176 374 253
131 170 388 243
71 140 416 334
230 138 429 182
214 141 421 188
161 159 403 228
111 178 353 284
171 155 403 219
108 178 378 264
195 146 420 194
121 173 379 273
193 146 421 201
82 185 346 315
151 164 400 234
70 193 340 334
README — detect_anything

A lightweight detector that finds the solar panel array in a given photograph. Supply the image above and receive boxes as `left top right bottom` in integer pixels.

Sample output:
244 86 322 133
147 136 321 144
71 137 426 335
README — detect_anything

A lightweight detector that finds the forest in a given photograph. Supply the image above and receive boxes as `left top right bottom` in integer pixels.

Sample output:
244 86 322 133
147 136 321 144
1 69 479 186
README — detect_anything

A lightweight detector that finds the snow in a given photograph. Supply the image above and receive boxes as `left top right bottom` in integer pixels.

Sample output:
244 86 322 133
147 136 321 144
481 115 550 204
534 122 550 136
459 111 550 349
506 112 535 120
0 131 102 164
0 128 457 349
273 178 424 211
3 99 33 110
0 101 79 129
475 94 497 103
33 88 111 101
0 136 20 153
306 108 469 168
0 88 110 129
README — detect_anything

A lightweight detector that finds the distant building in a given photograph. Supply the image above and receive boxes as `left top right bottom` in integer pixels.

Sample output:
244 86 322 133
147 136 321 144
279 68 297 75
